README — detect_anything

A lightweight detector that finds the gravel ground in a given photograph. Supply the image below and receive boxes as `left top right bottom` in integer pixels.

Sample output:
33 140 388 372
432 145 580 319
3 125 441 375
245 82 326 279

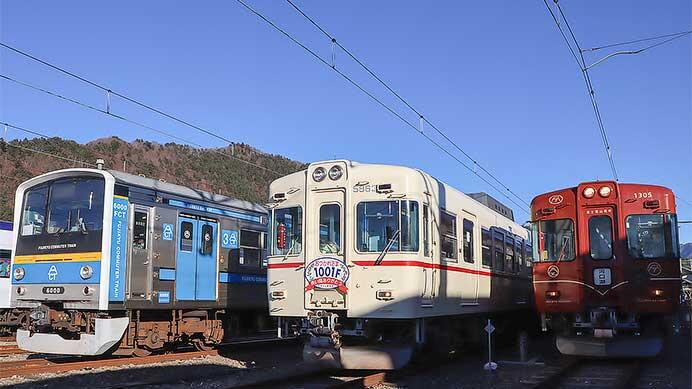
372 333 692 389
1 342 308 388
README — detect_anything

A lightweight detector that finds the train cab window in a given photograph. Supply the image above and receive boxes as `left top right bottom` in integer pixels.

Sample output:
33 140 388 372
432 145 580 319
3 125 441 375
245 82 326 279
0 250 10 278
536 219 575 262
505 237 515 272
319 204 341 254
493 231 504 271
356 201 419 253
626 214 679 259
180 221 194 252
462 219 474 263
20 185 48 236
589 216 613 260
439 211 458 261
132 211 148 250
273 207 302 256
515 239 523 270
481 229 491 267
238 230 262 268
46 177 105 234
201 224 214 255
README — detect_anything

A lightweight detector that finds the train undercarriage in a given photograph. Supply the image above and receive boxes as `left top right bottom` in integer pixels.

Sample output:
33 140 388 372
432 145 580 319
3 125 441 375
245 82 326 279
0 309 29 334
298 309 534 370
17 304 268 356
543 309 670 357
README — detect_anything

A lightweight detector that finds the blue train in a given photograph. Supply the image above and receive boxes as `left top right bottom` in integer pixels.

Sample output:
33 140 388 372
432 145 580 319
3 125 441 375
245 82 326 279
11 166 269 355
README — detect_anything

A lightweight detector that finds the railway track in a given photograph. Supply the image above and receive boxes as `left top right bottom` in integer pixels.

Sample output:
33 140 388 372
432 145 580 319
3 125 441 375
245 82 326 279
523 359 642 389
0 335 294 380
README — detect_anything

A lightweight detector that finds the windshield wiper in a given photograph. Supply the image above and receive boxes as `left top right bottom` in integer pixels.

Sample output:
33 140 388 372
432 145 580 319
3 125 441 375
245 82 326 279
375 230 400 266
282 239 298 262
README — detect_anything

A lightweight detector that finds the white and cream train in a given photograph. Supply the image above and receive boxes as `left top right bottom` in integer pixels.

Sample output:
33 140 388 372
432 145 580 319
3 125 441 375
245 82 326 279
267 160 533 369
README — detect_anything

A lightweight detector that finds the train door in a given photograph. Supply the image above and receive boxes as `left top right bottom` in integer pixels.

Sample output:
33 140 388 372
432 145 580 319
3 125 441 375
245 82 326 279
304 189 346 310
176 216 198 301
460 212 479 305
581 207 616 294
421 203 434 306
128 206 152 300
175 216 218 301
196 219 218 301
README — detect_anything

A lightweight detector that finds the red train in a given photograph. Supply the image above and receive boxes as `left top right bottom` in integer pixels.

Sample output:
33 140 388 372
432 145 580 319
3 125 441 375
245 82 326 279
531 181 681 357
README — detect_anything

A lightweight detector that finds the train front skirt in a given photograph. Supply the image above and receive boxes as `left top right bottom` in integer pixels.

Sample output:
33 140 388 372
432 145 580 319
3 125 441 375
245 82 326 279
16 317 129 355
555 334 663 357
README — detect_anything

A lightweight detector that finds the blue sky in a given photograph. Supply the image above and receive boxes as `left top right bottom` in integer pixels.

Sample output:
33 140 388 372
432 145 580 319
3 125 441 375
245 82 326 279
1 1 690 240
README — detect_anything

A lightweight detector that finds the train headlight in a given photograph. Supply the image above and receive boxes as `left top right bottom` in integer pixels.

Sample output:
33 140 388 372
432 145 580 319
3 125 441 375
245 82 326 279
652 289 664 297
598 186 611 198
312 167 327 182
328 165 343 180
376 290 394 300
80 265 93 279
13 267 25 281
546 290 560 299
583 187 595 198
16 287 26 296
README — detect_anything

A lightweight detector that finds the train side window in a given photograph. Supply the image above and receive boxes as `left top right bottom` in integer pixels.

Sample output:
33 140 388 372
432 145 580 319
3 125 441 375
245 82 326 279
505 237 515 273
440 211 458 261
423 205 430 257
515 239 522 272
462 219 474 263
481 229 491 267
493 231 504 271
319 204 341 254
132 211 148 250
0 250 10 278
589 216 613 260
21 185 48 236
238 229 262 269
201 224 214 255
180 221 194 252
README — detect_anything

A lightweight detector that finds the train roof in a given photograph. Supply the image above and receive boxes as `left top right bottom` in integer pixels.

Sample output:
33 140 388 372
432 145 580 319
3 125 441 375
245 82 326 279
107 170 267 214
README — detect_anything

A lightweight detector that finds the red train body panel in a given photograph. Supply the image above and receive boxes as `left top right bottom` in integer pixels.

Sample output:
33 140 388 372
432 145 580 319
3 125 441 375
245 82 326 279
531 181 681 356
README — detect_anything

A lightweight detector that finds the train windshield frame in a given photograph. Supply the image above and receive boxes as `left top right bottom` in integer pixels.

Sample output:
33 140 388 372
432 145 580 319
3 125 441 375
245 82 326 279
20 176 106 237
533 218 576 262
625 213 679 259
271 206 303 256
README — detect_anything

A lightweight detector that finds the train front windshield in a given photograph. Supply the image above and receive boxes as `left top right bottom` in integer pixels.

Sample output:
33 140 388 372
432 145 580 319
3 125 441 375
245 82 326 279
625 213 679 259
18 177 105 254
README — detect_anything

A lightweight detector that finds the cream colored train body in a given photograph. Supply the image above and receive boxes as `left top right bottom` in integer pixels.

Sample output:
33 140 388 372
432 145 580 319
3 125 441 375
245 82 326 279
267 160 533 369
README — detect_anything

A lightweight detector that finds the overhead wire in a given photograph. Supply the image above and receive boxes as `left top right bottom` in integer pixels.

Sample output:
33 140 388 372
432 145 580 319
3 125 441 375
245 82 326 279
1 123 96 167
0 74 284 176
582 29 692 52
237 0 530 213
0 41 275 172
541 0 619 181
284 0 530 208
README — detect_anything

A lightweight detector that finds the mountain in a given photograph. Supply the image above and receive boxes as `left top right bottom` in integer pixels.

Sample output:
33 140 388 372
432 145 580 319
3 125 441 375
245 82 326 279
0 136 305 221
681 243 692 260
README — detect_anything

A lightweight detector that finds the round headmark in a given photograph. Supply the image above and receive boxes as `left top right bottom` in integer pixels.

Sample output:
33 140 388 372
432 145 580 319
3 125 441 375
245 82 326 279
305 257 350 294
647 262 662 277
548 195 564 205
547 265 560 279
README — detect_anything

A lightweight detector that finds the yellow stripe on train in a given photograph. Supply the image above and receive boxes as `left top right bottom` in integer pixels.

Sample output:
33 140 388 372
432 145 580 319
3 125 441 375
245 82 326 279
13 252 102 264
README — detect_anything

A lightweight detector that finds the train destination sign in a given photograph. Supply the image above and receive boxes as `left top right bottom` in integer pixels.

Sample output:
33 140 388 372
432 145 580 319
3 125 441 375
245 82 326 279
305 257 350 294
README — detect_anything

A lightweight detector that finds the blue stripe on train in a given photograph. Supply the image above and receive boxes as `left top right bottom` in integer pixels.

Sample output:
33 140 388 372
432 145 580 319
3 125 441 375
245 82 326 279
219 272 266 284
12 261 101 284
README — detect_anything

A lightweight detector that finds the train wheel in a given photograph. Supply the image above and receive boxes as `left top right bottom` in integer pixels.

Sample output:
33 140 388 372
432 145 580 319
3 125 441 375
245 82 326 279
192 338 213 352
133 347 152 357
